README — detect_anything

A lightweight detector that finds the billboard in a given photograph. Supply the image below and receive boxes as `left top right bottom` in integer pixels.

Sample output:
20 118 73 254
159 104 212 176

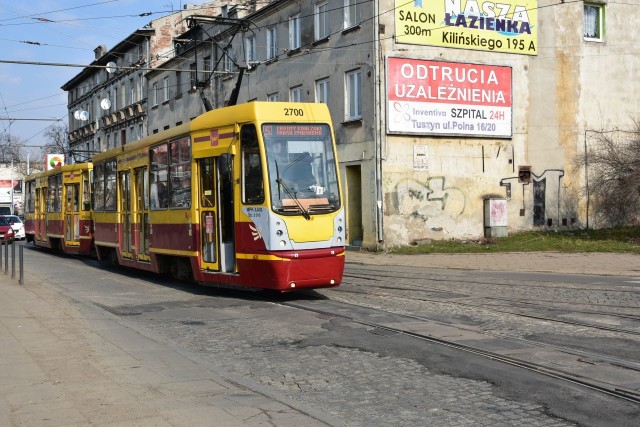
395 0 538 56
386 57 512 137
46 154 65 171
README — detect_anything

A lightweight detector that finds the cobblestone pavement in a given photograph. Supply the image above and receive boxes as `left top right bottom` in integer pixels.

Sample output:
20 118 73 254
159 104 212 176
8 248 640 427
135 301 578 427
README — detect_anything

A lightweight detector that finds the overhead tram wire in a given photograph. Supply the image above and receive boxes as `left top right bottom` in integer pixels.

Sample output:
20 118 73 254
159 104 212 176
3 0 633 106
0 0 121 23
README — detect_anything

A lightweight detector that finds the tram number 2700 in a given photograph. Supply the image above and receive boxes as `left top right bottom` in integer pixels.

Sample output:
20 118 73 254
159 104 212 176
284 108 304 117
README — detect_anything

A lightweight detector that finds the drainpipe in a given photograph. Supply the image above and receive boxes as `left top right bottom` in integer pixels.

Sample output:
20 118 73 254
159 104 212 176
373 1 384 244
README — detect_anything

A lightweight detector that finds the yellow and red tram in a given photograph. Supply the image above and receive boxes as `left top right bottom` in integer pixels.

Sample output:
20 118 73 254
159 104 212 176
89 102 345 291
24 163 94 255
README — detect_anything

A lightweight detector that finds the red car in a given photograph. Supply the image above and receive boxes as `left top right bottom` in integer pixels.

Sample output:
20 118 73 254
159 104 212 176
0 216 15 243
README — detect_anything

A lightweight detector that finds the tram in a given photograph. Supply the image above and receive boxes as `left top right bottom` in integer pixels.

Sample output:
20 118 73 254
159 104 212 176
24 162 94 255
89 101 345 291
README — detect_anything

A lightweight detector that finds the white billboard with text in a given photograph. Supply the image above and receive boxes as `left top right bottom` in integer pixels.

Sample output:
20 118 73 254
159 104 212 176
387 57 512 138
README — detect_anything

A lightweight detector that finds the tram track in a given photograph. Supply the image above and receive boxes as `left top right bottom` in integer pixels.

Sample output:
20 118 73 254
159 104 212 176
342 270 640 331
336 284 640 337
270 294 640 405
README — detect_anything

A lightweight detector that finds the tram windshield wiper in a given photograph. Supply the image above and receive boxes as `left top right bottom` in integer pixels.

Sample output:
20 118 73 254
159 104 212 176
276 177 311 220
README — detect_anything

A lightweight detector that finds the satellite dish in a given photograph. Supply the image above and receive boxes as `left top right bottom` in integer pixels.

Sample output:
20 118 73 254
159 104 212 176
79 111 90 121
100 98 111 110
106 61 117 74
73 110 81 120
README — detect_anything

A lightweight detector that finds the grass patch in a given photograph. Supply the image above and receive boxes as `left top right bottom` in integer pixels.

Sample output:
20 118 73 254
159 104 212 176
388 227 640 255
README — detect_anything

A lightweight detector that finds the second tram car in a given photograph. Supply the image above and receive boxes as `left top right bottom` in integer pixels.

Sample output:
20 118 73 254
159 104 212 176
89 102 345 291
24 163 94 255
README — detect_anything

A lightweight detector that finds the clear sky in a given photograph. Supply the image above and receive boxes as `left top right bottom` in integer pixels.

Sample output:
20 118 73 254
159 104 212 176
0 0 214 150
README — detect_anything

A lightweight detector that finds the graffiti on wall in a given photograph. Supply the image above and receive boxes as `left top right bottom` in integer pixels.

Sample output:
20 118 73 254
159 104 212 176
389 176 466 221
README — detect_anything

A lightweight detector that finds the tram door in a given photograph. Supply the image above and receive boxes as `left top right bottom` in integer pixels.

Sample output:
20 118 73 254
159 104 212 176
218 154 236 272
199 154 235 272
64 183 80 245
119 171 133 258
134 167 149 261
36 187 45 240
199 157 219 271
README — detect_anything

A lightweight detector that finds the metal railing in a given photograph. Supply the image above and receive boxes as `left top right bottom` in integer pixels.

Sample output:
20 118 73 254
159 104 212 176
1 240 24 285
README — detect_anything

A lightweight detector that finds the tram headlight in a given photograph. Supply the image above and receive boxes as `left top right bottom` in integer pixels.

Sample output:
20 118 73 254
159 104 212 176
337 237 342 243
276 230 283 236
279 240 287 247
337 226 343 232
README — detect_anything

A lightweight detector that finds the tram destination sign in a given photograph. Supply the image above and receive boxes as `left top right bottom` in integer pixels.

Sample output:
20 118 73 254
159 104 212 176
263 124 325 138
386 57 512 138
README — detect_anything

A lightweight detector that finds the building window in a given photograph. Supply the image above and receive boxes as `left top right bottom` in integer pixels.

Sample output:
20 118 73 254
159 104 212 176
267 26 278 60
315 2 329 40
190 62 197 89
344 0 358 29
152 82 159 106
163 76 169 102
289 14 301 50
129 78 136 104
316 78 329 104
267 93 279 102
120 83 125 108
290 86 303 102
175 71 182 97
245 35 256 63
584 3 603 40
345 69 362 120
137 75 144 101
203 55 212 80
112 87 117 110
222 49 233 73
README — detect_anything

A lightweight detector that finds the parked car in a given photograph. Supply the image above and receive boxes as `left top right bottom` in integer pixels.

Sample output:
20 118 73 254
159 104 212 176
5 215 24 240
0 216 15 243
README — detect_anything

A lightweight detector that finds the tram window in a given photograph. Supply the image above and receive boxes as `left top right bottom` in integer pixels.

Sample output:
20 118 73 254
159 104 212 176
241 125 264 204
47 175 61 213
150 143 169 209
65 185 74 211
169 137 191 208
26 181 35 213
93 164 105 211
82 175 91 211
200 158 215 208
104 160 117 211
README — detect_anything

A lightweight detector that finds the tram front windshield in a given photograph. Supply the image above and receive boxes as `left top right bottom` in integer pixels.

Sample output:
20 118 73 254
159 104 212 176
262 123 340 216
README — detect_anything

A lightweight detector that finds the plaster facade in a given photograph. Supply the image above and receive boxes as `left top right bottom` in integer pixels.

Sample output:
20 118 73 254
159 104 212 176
64 0 640 249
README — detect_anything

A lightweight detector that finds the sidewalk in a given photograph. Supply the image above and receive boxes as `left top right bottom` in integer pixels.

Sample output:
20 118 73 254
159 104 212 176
346 250 640 277
0 273 338 427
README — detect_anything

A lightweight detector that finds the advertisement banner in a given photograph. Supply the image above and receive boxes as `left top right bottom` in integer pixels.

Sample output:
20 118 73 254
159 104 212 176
387 57 512 137
395 0 538 56
46 154 65 171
